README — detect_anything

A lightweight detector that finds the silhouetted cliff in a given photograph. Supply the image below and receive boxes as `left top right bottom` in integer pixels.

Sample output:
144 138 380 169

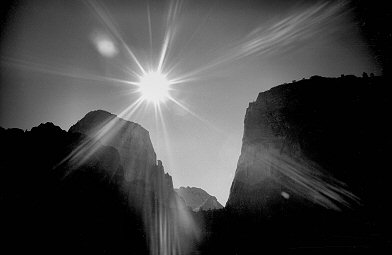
227 75 390 214
1 121 142 254
0 110 198 255
196 75 391 254
68 110 174 206
69 110 156 182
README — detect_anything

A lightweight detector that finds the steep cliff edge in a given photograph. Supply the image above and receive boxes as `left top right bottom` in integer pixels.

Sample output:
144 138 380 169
227 75 390 215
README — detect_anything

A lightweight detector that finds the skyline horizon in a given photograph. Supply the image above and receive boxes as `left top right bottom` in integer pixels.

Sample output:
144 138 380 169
0 72 378 205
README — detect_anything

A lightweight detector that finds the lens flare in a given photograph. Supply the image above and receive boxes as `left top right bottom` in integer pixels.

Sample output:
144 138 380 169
91 31 118 58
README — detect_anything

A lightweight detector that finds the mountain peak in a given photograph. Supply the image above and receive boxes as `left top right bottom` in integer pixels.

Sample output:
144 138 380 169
175 186 223 211
71 109 147 134
69 109 157 182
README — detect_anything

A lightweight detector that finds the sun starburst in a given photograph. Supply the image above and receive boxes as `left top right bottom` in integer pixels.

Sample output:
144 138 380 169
137 71 172 105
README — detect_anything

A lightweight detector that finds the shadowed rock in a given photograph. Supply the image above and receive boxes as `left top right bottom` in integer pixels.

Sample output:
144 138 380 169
1 110 199 255
227 75 390 216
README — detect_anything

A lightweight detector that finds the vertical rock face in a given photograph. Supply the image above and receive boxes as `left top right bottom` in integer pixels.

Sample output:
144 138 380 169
226 76 390 215
68 110 176 205
67 110 198 255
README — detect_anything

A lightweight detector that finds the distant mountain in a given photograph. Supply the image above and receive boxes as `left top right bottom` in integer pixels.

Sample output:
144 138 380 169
197 195 224 211
175 186 223 211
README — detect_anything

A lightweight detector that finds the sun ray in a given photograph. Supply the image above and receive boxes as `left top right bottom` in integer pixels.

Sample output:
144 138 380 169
168 1 348 84
157 0 183 72
146 2 153 63
157 29 173 73
164 0 219 75
256 149 360 210
156 102 174 174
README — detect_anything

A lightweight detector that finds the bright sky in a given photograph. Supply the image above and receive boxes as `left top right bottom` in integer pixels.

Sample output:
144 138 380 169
0 0 380 204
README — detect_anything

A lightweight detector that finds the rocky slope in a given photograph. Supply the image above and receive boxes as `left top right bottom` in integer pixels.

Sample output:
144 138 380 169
175 186 223 211
226 75 390 216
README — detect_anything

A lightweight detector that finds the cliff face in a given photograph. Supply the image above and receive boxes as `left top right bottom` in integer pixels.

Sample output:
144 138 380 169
67 110 197 254
175 186 223 211
68 110 177 209
227 75 390 215
1 110 198 255
69 110 157 183
1 122 146 254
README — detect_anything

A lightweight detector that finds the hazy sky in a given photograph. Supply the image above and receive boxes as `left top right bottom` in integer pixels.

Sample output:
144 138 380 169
0 0 380 204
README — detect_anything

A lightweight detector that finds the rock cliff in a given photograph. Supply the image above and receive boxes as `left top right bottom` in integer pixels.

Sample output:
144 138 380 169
1 110 198 255
227 75 390 215
69 110 157 182
68 110 196 254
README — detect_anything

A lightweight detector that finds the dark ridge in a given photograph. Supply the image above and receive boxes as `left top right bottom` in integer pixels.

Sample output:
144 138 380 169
69 109 147 135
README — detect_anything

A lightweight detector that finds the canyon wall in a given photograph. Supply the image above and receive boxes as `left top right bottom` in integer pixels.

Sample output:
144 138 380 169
227 75 390 217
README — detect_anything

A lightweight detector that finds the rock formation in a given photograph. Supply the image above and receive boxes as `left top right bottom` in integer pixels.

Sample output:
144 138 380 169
1 110 198 255
68 110 197 254
227 75 390 216
69 110 157 183
175 186 223 211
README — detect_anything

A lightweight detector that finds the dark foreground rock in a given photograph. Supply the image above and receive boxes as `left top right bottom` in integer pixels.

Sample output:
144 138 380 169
0 111 198 255
202 75 391 253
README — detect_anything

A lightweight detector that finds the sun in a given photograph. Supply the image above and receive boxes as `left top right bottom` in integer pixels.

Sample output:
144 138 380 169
137 71 171 104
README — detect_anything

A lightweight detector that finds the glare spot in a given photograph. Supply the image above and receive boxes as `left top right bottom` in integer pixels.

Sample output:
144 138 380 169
281 191 290 199
91 32 118 58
